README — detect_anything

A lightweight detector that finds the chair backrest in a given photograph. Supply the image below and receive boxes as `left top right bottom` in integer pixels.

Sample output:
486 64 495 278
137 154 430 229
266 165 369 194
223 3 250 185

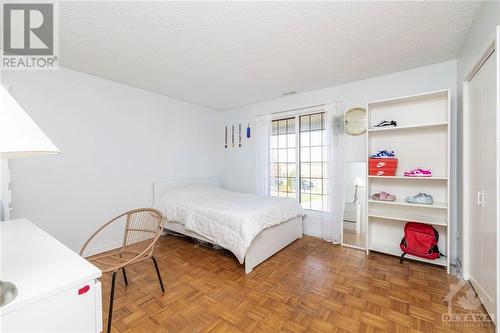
121 208 163 257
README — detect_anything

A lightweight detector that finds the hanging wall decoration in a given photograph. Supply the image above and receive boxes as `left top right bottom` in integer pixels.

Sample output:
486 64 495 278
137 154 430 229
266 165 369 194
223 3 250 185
231 125 235 147
238 124 242 147
246 123 251 138
225 126 228 148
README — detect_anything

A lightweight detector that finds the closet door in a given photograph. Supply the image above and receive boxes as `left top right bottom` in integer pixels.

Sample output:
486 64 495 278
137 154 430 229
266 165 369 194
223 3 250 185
468 64 483 288
468 50 497 321
480 50 497 318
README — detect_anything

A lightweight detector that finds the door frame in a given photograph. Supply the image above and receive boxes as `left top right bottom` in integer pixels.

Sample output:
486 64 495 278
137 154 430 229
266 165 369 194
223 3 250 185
461 26 500 325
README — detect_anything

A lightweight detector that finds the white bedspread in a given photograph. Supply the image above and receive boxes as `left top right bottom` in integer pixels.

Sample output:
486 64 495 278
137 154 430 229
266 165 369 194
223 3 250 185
156 186 304 263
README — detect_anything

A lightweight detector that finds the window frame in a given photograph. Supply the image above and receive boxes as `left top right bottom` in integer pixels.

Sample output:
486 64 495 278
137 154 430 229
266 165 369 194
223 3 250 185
270 109 327 212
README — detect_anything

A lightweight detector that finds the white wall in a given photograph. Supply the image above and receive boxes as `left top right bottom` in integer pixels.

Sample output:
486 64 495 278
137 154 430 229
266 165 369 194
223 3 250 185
2 67 220 253
456 0 500 267
219 60 458 256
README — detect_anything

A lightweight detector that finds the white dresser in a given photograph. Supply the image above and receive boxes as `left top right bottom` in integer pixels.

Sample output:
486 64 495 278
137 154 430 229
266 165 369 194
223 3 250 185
0 219 102 332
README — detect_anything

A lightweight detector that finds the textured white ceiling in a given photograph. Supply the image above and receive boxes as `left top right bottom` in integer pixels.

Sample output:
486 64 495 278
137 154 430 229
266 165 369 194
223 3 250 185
57 1 481 110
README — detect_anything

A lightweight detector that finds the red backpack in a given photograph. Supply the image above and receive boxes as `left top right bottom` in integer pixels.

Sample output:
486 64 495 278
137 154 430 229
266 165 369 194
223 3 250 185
400 222 441 263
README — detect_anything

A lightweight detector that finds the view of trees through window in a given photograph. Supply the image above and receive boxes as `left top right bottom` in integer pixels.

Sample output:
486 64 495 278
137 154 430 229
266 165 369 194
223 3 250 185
270 112 328 211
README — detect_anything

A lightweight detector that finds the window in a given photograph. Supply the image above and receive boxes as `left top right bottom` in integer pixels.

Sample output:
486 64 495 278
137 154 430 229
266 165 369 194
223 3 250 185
270 112 328 211
270 117 296 199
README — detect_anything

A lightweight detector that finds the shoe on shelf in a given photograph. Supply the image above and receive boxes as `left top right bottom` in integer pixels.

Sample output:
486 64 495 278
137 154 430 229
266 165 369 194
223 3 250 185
405 193 433 205
370 150 395 158
371 192 396 201
374 120 397 128
404 168 432 177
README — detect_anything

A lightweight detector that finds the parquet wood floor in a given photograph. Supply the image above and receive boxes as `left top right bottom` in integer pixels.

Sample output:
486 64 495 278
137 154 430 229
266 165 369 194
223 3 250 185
99 235 494 333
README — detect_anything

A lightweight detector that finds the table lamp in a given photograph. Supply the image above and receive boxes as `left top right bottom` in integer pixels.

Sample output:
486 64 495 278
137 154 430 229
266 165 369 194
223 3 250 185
0 85 59 307
352 176 364 203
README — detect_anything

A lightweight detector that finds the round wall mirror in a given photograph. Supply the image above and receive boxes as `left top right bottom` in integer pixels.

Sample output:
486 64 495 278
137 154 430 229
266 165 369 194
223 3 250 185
345 107 367 135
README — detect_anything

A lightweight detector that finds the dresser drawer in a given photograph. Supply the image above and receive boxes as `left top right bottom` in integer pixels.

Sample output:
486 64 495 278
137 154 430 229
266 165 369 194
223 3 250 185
1 279 101 332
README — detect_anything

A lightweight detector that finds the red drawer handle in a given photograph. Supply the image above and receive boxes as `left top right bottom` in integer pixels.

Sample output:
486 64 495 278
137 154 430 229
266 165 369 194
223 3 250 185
377 162 386 167
78 285 90 295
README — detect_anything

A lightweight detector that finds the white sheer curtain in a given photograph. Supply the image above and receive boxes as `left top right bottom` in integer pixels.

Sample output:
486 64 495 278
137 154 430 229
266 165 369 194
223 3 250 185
255 115 272 196
321 102 346 244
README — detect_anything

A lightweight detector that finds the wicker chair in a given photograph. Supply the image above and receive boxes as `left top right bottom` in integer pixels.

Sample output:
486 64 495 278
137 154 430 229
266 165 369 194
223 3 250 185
80 208 164 333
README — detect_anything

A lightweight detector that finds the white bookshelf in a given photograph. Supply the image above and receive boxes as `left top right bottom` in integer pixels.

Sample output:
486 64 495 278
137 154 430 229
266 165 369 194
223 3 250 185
365 89 450 272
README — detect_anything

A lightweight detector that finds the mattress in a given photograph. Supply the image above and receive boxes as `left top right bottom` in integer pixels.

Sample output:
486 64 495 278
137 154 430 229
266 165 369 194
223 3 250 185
155 186 304 263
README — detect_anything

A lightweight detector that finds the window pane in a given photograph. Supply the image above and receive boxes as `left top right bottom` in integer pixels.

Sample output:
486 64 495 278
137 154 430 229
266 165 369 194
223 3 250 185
278 134 287 149
271 149 278 163
301 194 311 210
311 131 322 146
310 194 323 211
279 163 287 177
278 149 286 162
300 147 310 162
300 163 310 177
271 163 279 177
278 179 287 192
300 116 310 131
310 113 322 130
311 147 322 162
272 121 278 135
311 163 322 178
287 163 296 177
288 192 296 199
300 132 310 147
270 117 297 199
287 148 296 163
279 120 287 134
287 118 295 134
270 178 278 192
311 179 322 194
301 178 312 193
271 135 278 149
287 177 296 192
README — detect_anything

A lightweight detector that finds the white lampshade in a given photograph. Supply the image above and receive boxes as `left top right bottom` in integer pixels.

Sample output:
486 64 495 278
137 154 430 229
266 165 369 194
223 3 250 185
352 177 364 187
0 85 59 159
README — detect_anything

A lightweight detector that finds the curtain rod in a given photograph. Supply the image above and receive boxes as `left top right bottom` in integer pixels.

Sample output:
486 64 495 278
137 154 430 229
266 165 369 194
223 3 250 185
257 103 326 117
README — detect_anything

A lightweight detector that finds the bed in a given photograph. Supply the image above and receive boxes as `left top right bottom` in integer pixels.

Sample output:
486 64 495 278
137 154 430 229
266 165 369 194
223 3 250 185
152 178 304 273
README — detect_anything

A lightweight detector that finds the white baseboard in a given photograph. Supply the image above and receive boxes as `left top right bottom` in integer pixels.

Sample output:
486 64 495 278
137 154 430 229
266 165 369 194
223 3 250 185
83 241 122 257
303 216 322 237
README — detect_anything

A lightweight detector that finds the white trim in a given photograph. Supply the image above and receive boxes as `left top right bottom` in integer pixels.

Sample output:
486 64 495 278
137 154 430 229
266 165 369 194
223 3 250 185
270 105 326 120
496 25 500 332
341 243 365 251
81 241 122 258
366 89 449 107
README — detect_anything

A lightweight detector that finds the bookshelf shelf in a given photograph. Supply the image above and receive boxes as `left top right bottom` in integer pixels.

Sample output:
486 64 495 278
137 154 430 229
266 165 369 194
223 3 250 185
365 89 451 273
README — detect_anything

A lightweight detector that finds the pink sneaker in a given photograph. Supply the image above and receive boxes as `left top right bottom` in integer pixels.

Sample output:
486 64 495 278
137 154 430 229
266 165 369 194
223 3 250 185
371 191 396 201
404 168 432 177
